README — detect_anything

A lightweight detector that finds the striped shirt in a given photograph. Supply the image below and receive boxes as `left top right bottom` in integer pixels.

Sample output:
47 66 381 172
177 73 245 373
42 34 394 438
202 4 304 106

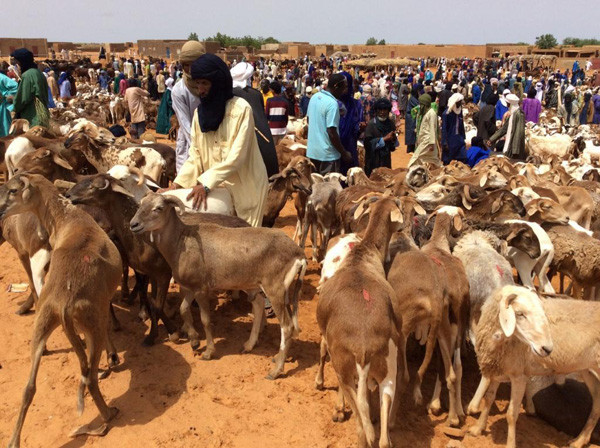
265 95 289 136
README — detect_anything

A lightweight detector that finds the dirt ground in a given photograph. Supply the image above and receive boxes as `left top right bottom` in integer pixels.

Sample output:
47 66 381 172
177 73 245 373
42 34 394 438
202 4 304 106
0 125 592 448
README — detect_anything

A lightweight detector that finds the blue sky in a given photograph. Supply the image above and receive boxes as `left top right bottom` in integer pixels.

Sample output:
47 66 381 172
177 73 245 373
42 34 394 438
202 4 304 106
3 0 597 45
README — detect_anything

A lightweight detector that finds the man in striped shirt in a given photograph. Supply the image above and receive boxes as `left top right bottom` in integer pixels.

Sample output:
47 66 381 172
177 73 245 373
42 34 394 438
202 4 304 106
265 81 289 145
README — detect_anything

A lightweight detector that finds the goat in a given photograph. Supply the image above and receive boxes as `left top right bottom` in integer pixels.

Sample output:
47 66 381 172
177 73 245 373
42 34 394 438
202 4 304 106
0 174 121 446
263 166 311 228
420 206 470 426
315 197 405 448
300 173 345 261
130 193 307 379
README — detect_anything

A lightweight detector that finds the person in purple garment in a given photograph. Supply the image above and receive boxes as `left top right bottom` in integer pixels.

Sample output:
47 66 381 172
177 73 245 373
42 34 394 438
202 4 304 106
522 88 541 124
593 89 600 124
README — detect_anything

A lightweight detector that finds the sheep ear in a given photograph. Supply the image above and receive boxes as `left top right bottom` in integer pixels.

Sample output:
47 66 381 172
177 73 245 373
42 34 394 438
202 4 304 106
52 153 73 170
499 293 518 337
353 202 369 220
453 214 463 232
479 173 488 187
491 197 503 214
461 194 472 210
268 173 282 182
390 206 403 224
414 203 426 216
311 173 324 184
425 211 436 227
21 175 32 202
526 204 538 217
110 181 134 197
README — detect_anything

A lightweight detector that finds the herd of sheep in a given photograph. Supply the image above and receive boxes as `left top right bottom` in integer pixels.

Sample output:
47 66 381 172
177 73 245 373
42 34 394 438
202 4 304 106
2 85 600 448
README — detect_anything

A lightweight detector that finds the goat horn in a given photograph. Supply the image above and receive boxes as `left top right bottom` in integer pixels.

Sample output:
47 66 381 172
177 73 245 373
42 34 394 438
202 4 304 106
463 184 474 202
129 166 146 186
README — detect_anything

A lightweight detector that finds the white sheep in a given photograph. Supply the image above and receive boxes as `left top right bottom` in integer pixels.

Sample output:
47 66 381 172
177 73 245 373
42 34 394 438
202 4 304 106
5 136 35 178
469 285 600 448
161 187 234 216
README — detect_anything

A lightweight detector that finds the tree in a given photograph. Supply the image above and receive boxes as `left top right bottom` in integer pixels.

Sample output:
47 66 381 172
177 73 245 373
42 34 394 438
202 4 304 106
535 34 558 49
563 37 600 47
188 32 199 41
366 37 378 46
204 33 280 50
377 39 386 45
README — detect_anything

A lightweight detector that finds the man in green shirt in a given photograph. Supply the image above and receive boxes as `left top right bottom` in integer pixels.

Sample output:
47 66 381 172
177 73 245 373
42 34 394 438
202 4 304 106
11 48 49 128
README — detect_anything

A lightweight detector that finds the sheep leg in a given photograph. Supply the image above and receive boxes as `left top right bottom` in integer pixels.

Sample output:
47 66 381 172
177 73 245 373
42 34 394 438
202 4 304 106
468 379 499 437
179 290 201 351
414 321 439 405
505 376 527 448
120 261 131 303
105 329 119 369
315 336 327 390
454 345 465 419
568 370 600 448
319 227 331 263
243 290 264 353
135 273 150 321
535 253 555 294
339 378 369 448
144 276 178 345
311 221 319 262
390 335 409 428
378 338 398 448
266 290 294 380
15 254 38 315
437 321 459 427
467 375 491 415
109 303 121 332
299 214 310 249
8 306 58 448
196 294 215 360
332 385 346 422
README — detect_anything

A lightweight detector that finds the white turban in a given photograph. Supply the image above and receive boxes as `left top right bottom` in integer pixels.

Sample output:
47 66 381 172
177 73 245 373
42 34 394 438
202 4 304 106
448 93 464 114
231 61 255 89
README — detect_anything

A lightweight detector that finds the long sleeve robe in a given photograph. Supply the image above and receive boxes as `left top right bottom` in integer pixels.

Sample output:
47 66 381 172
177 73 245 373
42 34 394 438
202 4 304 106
12 68 49 127
174 97 268 227
0 73 18 137
408 108 441 167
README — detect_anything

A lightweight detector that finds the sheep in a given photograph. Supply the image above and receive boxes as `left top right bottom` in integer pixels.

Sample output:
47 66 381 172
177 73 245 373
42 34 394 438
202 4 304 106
469 285 600 448
463 190 526 222
5 136 35 177
315 197 405 448
14 147 77 181
106 164 159 203
160 187 235 216
453 230 514 341
64 119 167 184
319 234 361 286
419 183 488 213
129 193 307 379
300 173 345 261
510 186 540 205
420 206 470 426
0 174 122 446
527 132 572 158
542 222 600 300
275 138 307 171
262 166 311 228
336 185 385 233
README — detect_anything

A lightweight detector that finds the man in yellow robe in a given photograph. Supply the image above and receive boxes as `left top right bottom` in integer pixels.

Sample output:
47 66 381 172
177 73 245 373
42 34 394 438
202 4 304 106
165 54 268 227
408 94 442 168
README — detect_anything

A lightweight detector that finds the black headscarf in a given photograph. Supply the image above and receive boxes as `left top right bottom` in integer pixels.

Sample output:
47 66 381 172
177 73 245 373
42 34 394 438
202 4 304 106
11 48 37 73
191 54 233 132
371 98 395 135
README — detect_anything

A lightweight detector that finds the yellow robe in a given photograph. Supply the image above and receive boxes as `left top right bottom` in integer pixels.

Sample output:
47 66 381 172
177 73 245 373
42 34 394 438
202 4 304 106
174 96 268 227
408 108 442 168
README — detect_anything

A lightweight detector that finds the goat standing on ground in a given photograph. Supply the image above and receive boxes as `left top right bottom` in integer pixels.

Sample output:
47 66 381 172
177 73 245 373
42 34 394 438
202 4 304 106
316 197 405 448
130 193 307 379
0 174 121 447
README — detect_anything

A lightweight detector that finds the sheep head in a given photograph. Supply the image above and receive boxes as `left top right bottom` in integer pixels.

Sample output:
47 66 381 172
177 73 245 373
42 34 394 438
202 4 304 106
65 173 134 206
130 192 184 235
14 148 73 179
495 285 553 358
525 198 569 225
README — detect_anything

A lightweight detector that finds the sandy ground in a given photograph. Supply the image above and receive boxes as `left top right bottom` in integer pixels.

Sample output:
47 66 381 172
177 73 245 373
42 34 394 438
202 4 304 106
0 125 592 448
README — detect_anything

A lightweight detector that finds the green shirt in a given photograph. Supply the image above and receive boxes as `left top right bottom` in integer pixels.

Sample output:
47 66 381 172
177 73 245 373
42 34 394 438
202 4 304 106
13 68 49 127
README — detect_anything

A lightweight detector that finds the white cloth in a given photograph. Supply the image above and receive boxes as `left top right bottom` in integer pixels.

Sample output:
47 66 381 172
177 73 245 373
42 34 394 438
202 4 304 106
448 93 464 115
171 80 201 172
231 62 254 89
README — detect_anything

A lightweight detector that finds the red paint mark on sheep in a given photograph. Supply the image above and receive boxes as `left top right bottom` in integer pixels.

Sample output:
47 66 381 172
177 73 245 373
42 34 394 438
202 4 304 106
348 242 356 250
363 289 372 304
83 255 91 263
430 256 442 266
496 265 504 277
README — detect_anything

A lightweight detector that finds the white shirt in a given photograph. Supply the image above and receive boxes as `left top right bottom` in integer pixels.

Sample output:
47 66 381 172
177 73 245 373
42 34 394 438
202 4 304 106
171 80 201 171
